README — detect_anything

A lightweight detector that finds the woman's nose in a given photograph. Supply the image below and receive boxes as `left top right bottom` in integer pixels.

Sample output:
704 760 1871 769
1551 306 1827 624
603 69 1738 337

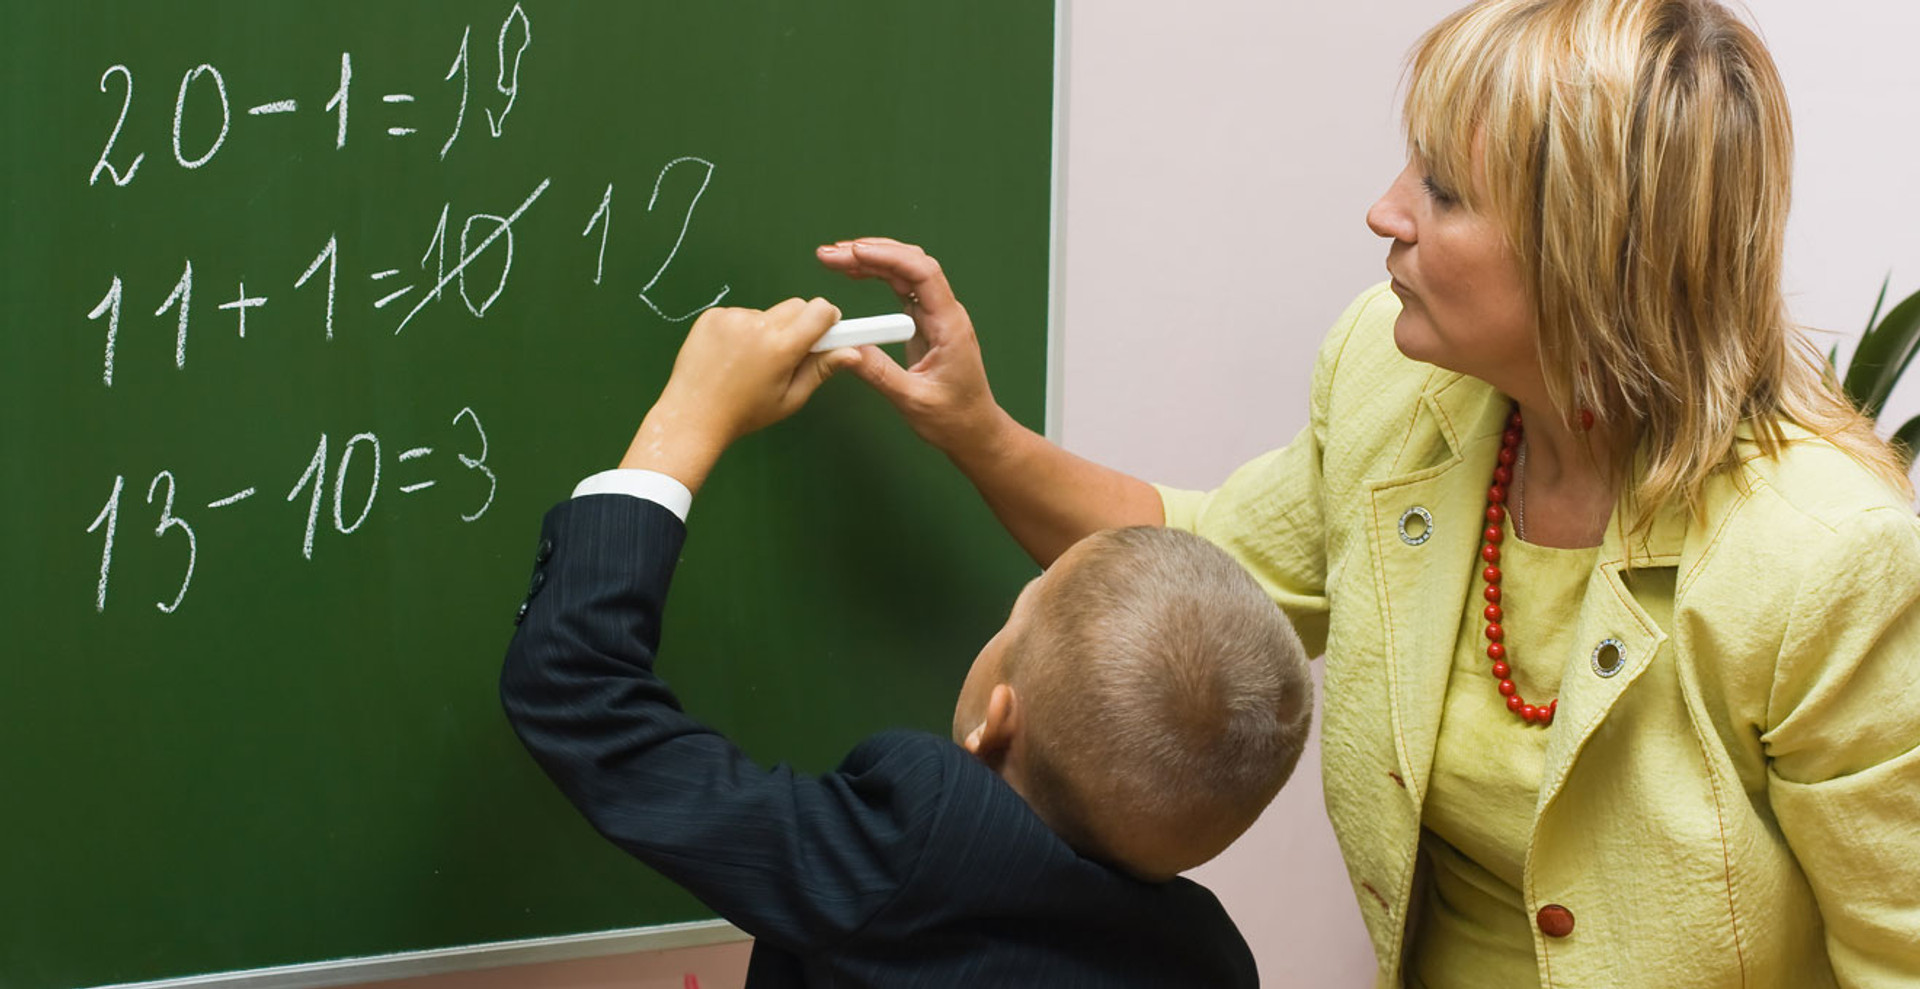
1367 194 1414 243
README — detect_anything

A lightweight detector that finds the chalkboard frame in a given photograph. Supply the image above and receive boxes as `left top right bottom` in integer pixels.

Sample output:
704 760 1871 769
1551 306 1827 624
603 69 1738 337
91 921 738 989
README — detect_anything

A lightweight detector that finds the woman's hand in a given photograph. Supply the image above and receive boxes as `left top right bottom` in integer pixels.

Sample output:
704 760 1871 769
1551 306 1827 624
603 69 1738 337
620 297 858 494
817 237 1164 566
815 238 1017 461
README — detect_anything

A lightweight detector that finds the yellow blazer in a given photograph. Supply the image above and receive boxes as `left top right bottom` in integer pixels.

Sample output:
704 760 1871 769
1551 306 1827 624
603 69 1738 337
1159 285 1920 988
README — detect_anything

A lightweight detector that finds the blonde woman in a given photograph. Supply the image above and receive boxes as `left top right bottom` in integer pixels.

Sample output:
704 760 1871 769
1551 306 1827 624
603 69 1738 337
815 0 1920 985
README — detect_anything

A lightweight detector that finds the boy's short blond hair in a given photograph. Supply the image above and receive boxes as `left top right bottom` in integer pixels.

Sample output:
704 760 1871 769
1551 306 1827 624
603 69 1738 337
1005 526 1312 877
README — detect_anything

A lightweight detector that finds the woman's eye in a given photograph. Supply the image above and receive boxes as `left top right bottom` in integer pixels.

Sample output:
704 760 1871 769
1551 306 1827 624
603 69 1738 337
1421 175 1457 207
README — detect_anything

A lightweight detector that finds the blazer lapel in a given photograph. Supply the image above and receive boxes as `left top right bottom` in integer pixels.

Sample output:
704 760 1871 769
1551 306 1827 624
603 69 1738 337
1353 368 1694 811
1362 374 1508 803
1536 503 1687 810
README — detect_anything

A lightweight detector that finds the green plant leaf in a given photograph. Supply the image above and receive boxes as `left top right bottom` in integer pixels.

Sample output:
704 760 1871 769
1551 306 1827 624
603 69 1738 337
1866 272 1891 336
1844 286 1920 418
1895 414 1920 470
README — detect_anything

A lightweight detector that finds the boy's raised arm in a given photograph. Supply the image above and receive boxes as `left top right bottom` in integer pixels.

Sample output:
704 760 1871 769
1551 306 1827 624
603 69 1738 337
618 296 857 494
500 495 943 953
500 298 931 951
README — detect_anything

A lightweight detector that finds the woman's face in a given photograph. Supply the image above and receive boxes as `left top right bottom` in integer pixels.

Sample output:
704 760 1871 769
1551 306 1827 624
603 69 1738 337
1366 159 1537 393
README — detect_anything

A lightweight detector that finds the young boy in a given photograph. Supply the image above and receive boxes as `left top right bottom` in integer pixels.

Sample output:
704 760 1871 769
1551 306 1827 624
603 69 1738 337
500 298 1313 987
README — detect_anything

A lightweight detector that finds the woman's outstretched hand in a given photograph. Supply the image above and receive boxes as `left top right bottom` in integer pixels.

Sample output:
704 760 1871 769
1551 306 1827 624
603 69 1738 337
818 236 1162 565
815 237 1014 460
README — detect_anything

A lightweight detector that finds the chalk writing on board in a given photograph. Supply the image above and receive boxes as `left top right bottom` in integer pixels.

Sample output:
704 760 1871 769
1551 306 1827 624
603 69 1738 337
294 237 339 340
85 406 498 613
441 28 473 159
155 261 193 367
583 183 614 287
88 163 720 386
397 178 550 333
89 65 143 187
85 275 123 386
638 158 731 322
325 53 351 149
79 2 729 616
89 6 533 177
172 64 230 169
484 5 532 139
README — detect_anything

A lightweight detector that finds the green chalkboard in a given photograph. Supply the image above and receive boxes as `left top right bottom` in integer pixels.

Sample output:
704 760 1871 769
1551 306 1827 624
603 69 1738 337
0 4 1053 986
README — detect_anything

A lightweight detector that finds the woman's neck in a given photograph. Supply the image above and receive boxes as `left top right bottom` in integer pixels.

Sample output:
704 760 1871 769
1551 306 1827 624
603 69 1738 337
1511 398 1621 549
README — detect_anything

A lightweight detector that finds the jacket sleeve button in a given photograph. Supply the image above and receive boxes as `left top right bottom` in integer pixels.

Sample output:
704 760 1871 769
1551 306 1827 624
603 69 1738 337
514 600 530 626
1536 904 1575 938
536 538 555 564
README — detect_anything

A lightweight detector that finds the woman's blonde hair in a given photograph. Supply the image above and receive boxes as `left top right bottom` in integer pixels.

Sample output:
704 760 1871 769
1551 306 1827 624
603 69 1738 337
1405 0 1912 524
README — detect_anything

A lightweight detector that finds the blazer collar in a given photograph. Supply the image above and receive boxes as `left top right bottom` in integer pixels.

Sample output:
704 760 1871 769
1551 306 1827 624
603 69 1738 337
1426 367 1693 565
1365 368 1689 803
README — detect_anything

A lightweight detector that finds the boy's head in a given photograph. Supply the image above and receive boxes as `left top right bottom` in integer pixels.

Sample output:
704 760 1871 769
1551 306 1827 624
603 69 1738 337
953 526 1312 882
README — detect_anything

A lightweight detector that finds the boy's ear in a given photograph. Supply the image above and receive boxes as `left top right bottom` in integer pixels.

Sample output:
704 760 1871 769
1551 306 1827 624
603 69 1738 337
964 683 1021 759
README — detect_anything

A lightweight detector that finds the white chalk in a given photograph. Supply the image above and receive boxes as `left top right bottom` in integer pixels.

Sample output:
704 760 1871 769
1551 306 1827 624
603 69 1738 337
812 313 915 352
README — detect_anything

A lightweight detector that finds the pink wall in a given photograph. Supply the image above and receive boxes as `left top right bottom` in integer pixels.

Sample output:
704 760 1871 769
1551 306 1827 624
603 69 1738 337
327 2 1920 987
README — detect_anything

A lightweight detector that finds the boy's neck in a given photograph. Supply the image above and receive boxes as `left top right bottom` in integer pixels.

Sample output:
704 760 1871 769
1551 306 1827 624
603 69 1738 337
973 746 1175 883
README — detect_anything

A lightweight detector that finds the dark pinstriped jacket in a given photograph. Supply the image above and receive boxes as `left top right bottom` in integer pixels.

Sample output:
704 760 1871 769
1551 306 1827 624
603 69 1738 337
501 495 1260 987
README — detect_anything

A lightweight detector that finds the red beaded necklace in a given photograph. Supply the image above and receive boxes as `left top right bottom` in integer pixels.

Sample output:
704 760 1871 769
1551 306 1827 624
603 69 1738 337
1480 404 1557 727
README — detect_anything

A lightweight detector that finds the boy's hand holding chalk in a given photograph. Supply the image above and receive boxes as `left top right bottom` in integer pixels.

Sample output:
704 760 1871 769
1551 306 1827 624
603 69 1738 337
618 299 902 495
620 298 851 491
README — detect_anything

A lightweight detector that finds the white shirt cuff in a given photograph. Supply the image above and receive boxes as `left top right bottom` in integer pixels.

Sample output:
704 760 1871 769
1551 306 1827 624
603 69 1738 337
572 469 693 522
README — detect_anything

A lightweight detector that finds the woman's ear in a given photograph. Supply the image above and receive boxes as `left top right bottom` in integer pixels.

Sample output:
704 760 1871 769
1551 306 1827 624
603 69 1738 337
965 683 1021 760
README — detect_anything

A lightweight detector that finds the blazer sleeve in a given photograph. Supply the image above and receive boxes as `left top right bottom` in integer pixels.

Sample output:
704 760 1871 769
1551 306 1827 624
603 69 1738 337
1764 504 1920 988
499 495 941 953
1154 284 1388 656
